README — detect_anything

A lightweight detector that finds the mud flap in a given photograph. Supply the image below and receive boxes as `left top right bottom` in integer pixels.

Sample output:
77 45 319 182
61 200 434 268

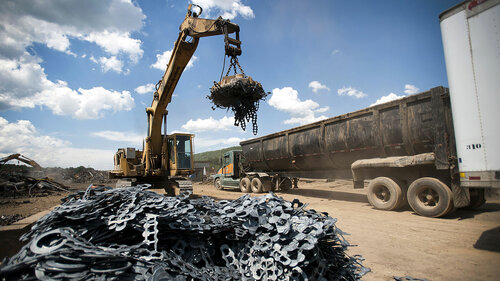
451 182 470 208
262 179 273 192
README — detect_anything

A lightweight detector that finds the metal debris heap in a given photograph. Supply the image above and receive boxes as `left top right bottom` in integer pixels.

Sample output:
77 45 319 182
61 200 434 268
0 175 69 198
209 75 268 135
0 185 368 280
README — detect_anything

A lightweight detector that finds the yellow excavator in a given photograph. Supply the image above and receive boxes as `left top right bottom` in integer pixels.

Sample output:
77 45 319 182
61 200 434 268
110 5 257 194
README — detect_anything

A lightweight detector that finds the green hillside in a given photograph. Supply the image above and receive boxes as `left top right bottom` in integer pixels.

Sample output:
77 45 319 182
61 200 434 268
194 145 241 171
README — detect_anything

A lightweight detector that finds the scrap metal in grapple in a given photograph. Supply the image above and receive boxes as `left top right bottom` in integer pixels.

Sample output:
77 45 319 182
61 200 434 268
209 74 268 135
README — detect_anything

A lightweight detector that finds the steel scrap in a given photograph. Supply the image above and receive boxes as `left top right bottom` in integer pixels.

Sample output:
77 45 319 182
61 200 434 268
209 76 268 135
0 174 69 198
0 185 369 280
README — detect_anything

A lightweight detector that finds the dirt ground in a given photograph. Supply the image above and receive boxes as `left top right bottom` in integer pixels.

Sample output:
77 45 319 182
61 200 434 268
193 180 500 281
1 179 499 280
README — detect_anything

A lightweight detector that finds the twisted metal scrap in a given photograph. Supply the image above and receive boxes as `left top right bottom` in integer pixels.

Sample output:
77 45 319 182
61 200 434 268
0 185 369 280
209 77 268 135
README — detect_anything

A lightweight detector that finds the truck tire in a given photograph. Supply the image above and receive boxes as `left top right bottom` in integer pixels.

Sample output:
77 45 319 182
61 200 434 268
214 178 223 190
279 178 293 191
407 177 453 218
393 178 409 209
366 177 403 211
239 177 251 193
251 177 264 193
466 188 486 209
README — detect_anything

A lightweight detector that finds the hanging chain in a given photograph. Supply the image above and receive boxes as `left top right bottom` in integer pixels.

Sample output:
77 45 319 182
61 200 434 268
211 54 267 135
225 56 246 77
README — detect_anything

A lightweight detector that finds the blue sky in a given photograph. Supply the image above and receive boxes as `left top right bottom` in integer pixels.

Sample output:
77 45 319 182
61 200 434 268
0 0 461 169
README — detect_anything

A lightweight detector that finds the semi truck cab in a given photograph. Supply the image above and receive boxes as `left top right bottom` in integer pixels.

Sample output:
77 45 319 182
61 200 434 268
213 150 243 190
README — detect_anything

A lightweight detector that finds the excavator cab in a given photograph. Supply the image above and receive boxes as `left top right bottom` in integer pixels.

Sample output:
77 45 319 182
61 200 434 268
167 133 194 177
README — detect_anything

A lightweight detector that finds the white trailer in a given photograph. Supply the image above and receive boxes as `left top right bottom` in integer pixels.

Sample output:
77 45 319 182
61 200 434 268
440 0 500 191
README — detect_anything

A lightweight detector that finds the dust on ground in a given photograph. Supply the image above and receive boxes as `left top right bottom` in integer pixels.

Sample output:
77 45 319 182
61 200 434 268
1 179 499 280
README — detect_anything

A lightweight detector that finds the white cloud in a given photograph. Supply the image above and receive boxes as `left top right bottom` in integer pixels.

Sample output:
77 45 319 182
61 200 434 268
84 31 143 63
0 0 145 61
268 87 328 125
98 56 123 73
331 49 340 55
38 85 134 120
337 86 367 99
181 116 235 132
151 49 198 70
308 81 330 93
0 54 134 118
371 93 405 106
283 114 328 125
191 0 255 20
194 136 245 151
371 84 420 106
91 130 143 146
0 0 145 115
404 84 419 95
135 83 155 95
0 117 114 169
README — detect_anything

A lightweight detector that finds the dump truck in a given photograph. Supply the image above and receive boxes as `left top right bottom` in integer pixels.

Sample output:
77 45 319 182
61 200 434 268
212 0 500 217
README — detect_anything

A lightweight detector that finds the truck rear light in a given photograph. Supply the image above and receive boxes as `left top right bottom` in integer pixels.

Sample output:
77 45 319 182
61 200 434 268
469 176 481 180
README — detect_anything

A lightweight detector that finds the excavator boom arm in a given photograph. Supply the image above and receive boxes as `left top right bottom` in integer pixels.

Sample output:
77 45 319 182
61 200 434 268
0 153 41 169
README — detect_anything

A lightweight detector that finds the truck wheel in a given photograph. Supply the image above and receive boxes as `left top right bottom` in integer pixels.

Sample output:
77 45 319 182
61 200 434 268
279 178 292 191
407 177 453 218
393 178 409 209
366 177 403 211
466 188 486 209
239 177 251 193
251 177 264 193
214 178 223 190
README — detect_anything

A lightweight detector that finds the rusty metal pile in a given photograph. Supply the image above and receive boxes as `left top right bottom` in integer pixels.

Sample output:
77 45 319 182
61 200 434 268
0 174 69 198
61 167 109 183
0 214 26 226
0 185 368 280
209 76 269 135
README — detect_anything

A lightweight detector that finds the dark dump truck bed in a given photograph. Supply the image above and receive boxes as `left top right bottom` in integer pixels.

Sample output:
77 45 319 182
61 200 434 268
240 86 455 179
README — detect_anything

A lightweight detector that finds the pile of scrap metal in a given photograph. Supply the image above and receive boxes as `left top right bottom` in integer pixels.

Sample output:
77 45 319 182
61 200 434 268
0 185 369 280
0 214 26 226
0 174 69 197
61 167 110 183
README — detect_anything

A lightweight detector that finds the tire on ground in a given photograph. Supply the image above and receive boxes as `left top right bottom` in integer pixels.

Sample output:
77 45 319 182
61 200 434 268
239 177 251 193
214 178 223 190
366 177 404 211
407 177 453 218
392 178 409 209
466 188 486 209
279 177 293 192
251 177 264 193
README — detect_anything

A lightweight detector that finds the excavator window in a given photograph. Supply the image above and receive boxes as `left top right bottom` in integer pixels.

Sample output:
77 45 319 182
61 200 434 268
176 135 192 169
